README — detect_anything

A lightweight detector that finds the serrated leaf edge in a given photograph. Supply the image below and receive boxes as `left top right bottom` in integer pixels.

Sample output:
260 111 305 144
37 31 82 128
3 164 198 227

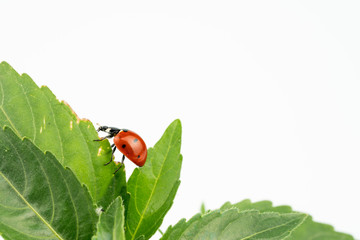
39 86 100 198
0 126 64 240
219 199 353 239
219 207 309 239
0 62 110 204
0 126 97 240
92 196 125 240
142 180 181 238
162 208 307 240
1 124 96 202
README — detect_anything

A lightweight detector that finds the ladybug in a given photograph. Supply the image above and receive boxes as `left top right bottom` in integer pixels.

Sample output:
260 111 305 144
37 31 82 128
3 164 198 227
95 126 147 173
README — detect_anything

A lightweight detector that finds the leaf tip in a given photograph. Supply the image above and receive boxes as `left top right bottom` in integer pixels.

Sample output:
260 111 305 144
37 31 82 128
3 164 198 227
165 119 182 139
0 61 10 66
172 119 182 128
0 61 18 77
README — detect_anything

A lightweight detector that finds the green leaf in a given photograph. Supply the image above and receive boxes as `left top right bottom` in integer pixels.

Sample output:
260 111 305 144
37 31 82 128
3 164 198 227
220 199 293 213
288 217 354 240
220 199 354 240
161 209 307 240
0 61 124 207
0 127 97 240
92 196 125 240
125 119 182 240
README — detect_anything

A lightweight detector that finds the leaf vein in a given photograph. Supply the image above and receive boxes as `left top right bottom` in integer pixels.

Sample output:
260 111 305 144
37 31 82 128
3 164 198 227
241 215 304 240
14 75 37 141
26 148 56 225
50 161 80 240
0 202 28 210
0 77 22 137
0 74 4 106
3 134 28 196
130 125 178 240
0 221 56 239
0 172 64 240
41 93 65 163
74 123 97 201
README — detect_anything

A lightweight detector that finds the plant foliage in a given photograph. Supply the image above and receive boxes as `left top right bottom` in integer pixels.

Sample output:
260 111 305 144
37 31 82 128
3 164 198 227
220 200 354 240
125 119 182 240
161 209 307 240
93 197 126 240
0 62 354 239
0 127 97 240
0 62 125 209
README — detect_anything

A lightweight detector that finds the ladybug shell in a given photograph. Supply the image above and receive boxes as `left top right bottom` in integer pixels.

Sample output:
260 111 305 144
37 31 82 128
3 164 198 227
113 130 147 167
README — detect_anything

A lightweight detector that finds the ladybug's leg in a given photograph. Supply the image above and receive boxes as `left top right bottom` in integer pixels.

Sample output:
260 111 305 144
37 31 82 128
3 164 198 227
113 155 125 174
93 134 113 141
104 144 116 166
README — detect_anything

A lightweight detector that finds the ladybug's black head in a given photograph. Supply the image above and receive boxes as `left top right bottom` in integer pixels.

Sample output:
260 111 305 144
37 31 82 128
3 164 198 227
97 125 122 134
97 125 109 132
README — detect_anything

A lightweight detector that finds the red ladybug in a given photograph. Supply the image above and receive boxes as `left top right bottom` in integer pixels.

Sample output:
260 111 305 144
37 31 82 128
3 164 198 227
95 126 147 173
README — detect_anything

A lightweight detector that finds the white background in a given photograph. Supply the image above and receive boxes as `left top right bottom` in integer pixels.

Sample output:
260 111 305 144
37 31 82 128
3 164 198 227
1 1 359 239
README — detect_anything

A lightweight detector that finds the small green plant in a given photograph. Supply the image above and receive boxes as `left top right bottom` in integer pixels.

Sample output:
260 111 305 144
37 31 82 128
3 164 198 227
0 62 354 240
